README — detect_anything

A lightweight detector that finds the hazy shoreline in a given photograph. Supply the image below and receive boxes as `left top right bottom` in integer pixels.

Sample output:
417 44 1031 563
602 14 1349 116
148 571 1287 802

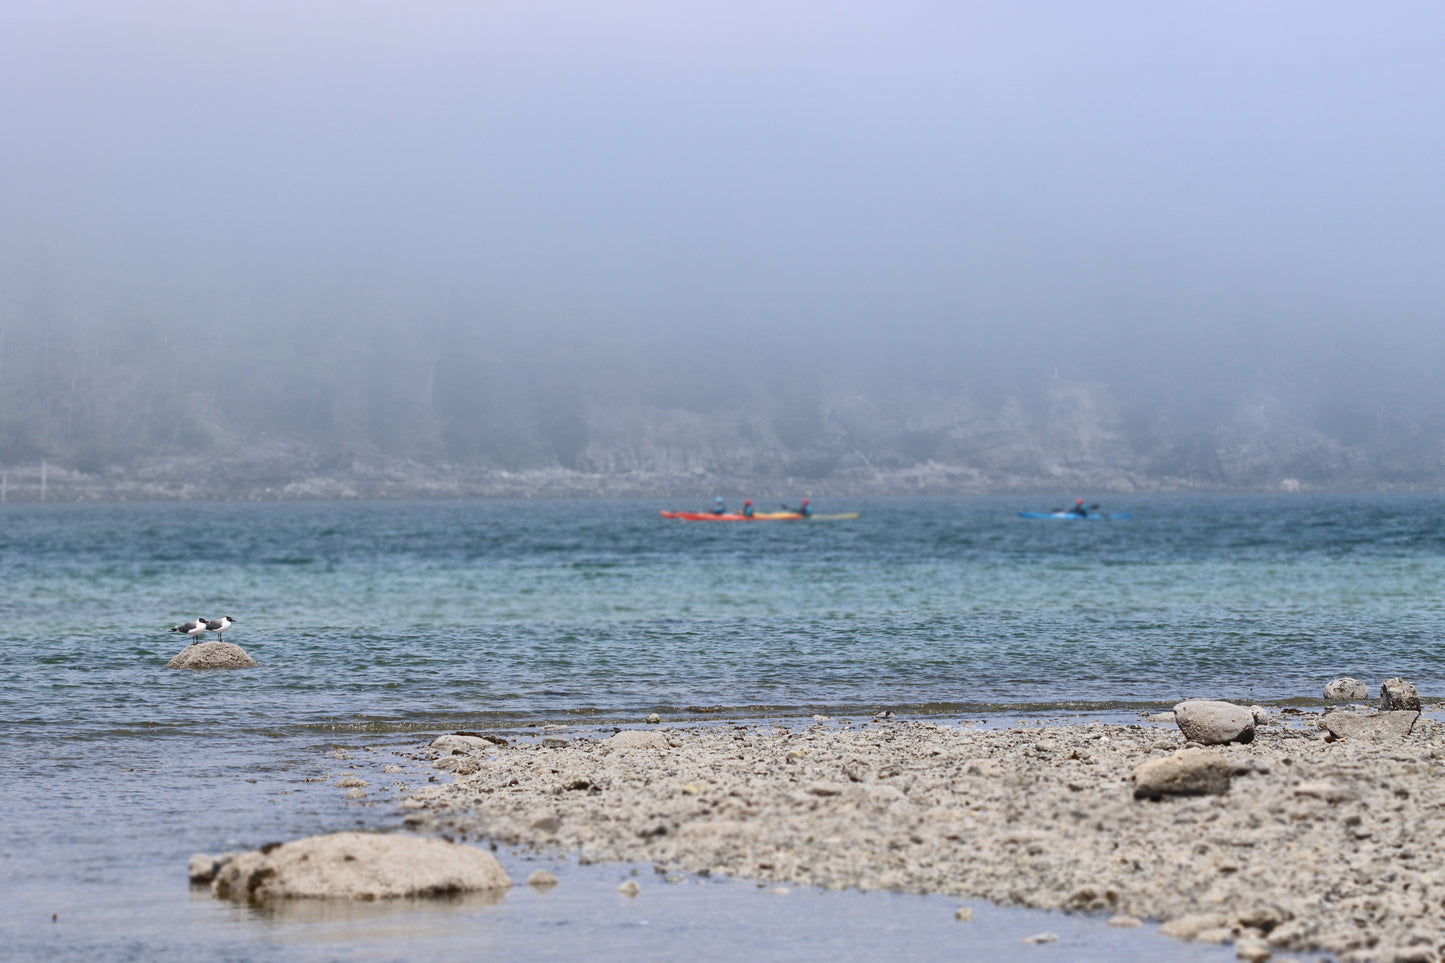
0 454 1431 504
395 713 1445 960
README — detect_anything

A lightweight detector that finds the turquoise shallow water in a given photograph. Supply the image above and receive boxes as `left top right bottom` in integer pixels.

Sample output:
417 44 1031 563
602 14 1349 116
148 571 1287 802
0 493 1431 959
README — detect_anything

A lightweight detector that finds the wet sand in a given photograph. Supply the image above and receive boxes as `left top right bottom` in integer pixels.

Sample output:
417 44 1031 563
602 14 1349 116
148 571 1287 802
399 712 1445 962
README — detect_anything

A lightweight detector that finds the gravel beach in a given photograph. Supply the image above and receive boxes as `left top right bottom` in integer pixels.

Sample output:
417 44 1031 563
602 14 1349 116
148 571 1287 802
400 711 1445 962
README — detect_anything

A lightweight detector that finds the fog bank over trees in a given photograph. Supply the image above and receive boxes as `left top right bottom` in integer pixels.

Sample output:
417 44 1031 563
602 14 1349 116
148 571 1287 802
2 2 1443 499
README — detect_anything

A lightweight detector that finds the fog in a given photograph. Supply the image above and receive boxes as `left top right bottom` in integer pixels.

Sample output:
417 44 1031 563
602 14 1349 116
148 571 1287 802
2 1 1443 490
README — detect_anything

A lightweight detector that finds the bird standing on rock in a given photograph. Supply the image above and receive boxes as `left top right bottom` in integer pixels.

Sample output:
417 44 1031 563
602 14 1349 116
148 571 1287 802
205 616 237 641
170 618 208 645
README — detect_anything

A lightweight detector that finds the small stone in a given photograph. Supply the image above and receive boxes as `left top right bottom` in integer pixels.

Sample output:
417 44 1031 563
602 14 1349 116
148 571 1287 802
608 730 671 751
955 906 973 922
1320 710 1418 743
527 869 558 888
209 832 510 902
1133 747 1234 799
812 714 832 722
344 788 367 799
1324 677 1369 701
531 815 561 834
618 880 640 897
1249 705 1271 726
1021 932 1059 944
1380 678 1422 711
541 736 569 748
646 713 661 724
1235 938 1271 962
1174 700 1255 745
681 782 706 795
785 749 808 762
335 777 369 788
1107 915 1141 928
431 734 493 752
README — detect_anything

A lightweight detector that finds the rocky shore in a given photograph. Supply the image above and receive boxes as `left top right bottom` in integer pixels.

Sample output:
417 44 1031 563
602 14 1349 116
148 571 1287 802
396 708 1445 962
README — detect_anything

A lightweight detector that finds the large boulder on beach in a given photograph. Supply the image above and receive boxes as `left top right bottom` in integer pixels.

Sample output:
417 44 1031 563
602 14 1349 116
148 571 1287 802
208 832 511 902
1323 677 1369 701
1133 747 1235 799
1172 700 1255 745
1380 678 1422 711
1320 710 1419 742
166 641 258 670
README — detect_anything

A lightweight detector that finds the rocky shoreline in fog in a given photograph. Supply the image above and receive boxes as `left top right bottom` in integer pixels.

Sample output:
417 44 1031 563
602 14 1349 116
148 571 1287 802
385 701 1445 962
0 448 1414 503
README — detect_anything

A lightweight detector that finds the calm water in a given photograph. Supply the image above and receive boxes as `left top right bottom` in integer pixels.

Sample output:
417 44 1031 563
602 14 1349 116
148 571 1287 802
3 492 1434 960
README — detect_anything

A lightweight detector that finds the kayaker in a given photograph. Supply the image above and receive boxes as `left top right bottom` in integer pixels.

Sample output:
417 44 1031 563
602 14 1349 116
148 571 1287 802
711 497 727 516
782 498 811 518
742 500 754 518
1068 499 1089 517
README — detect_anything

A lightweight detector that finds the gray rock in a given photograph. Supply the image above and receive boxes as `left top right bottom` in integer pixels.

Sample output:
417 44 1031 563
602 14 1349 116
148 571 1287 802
1324 677 1369 701
432 734 493 752
210 832 511 902
435 755 484 774
541 736 570 748
526 869 558 888
1380 677 1422 711
1173 700 1256 745
188 851 240 883
1320 710 1419 742
165 641 258 670
1133 747 1234 799
607 730 671 751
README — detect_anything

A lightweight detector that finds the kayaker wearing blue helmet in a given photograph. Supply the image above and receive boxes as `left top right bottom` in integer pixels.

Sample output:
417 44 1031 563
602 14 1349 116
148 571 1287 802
711 497 727 515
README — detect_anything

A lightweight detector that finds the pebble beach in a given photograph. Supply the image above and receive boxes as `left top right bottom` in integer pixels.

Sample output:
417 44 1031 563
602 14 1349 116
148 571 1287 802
397 709 1445 963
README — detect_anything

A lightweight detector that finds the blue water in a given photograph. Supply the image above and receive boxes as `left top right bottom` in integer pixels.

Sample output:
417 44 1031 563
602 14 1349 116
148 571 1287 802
1 492 1432 960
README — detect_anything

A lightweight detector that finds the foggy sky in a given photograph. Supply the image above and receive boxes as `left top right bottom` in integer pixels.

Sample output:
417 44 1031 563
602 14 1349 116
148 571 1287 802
3 1 1443 423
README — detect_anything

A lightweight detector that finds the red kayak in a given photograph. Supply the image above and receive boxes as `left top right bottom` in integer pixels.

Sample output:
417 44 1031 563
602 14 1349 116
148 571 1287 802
659 510 799 521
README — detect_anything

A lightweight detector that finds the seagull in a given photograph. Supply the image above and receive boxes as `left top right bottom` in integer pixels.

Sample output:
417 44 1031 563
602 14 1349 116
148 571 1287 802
205 616 237 642
171 618 208 645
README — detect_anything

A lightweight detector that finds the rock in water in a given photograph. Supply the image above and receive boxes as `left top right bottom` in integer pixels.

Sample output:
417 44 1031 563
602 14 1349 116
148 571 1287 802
1133 747 1235 799
1172 700 1255 745
1324 677 1369 701
165 641 258 670
210 832 511 902
1320 710 1419 742
1380 677 1422 711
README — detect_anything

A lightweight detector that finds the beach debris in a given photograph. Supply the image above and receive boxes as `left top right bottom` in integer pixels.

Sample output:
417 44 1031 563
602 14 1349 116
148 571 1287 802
1132 747 1235 799
1172 700 1255 745
1324 677 1369 701
526 869 558 888
1380 677 1422 711
208 832 510 902
1320 709 1419 742
164 641 258 670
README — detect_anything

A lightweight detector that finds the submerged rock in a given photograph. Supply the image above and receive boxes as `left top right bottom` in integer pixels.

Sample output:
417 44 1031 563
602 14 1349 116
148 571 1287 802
1324 677 1369 701
1173 700 1255 745
1133 747 1235 799
165 641 258 670
1380 677 1422 712
209 832 511 902
1320 710 1419 742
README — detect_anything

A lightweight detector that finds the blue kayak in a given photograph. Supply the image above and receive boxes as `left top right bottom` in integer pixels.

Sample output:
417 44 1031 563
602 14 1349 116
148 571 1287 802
1018 511 1132 520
